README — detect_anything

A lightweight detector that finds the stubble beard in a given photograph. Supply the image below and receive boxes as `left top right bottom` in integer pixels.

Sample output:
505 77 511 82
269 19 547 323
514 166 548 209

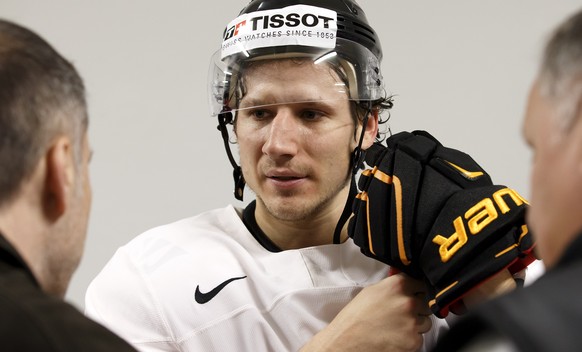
255 172 352 223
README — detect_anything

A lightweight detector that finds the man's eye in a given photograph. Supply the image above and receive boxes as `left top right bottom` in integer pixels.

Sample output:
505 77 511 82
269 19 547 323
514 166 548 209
302 110 323 120
251 110 269 119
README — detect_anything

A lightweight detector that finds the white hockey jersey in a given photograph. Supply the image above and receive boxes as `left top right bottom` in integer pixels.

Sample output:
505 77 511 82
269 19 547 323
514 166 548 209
85 205 446 351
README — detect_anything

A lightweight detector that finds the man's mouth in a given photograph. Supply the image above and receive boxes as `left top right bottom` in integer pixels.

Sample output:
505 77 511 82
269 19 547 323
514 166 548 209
269 176 301 180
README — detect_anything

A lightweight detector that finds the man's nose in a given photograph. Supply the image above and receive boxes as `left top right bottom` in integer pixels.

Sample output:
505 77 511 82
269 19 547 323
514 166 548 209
262 109 300 160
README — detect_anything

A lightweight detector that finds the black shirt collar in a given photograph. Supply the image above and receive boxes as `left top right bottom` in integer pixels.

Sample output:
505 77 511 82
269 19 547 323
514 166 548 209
242 201 282 253
0 231 40 286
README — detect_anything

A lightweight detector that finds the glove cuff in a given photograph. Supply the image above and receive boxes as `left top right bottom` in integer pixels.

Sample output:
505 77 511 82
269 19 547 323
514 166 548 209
419 186 536 318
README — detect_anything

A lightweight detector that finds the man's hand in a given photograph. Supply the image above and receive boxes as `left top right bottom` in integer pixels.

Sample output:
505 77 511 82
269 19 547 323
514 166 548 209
452 269 517 314
301 274 432 352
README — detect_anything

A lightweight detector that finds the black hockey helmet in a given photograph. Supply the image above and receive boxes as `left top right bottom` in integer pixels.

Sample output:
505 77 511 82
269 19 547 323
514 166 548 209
209 0 385 200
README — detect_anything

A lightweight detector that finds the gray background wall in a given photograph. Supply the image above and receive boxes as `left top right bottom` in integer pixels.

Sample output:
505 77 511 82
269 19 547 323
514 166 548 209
3 0 580 309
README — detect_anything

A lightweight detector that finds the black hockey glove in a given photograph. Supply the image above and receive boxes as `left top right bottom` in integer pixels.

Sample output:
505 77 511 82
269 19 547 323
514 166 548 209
348 130 536 318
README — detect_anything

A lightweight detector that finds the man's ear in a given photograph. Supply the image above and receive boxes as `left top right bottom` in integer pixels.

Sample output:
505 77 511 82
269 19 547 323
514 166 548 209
43 137 74 221
361 109 379 149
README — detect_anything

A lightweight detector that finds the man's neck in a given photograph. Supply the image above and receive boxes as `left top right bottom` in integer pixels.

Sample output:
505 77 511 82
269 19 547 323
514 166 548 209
0 199 46 289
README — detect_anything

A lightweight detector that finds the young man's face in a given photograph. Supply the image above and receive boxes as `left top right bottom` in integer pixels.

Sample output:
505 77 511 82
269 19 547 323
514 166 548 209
523 79 582 268
234 59 369 223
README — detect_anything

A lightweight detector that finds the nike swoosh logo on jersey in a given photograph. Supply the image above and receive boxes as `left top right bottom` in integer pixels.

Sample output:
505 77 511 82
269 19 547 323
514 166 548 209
195 276 247 304
445 160 484 180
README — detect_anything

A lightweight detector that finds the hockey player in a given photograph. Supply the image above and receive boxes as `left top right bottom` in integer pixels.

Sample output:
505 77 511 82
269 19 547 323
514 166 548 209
86 1 444 351
86 1 533 351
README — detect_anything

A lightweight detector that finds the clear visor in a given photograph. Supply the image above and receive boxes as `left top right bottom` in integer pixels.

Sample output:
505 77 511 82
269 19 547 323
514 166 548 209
207 38 384 117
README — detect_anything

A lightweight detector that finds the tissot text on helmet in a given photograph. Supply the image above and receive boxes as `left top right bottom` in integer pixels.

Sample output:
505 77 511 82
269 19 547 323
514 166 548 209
250 12 334 30
221 5 337 58
224 11 334 41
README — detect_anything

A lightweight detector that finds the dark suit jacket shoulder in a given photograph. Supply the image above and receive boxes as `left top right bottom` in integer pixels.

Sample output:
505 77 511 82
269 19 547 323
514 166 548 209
434 233 582 352
0 233 136 352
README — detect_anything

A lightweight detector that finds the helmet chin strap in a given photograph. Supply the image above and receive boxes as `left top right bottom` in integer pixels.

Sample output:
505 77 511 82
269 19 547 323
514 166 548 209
218 110 246 201
332 102 372 244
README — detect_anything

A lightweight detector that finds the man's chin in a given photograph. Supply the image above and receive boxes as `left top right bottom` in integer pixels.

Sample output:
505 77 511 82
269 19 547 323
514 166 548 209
259 196 313 222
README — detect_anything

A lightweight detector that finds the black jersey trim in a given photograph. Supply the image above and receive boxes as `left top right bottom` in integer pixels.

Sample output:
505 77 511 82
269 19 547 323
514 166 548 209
242 201 282 253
